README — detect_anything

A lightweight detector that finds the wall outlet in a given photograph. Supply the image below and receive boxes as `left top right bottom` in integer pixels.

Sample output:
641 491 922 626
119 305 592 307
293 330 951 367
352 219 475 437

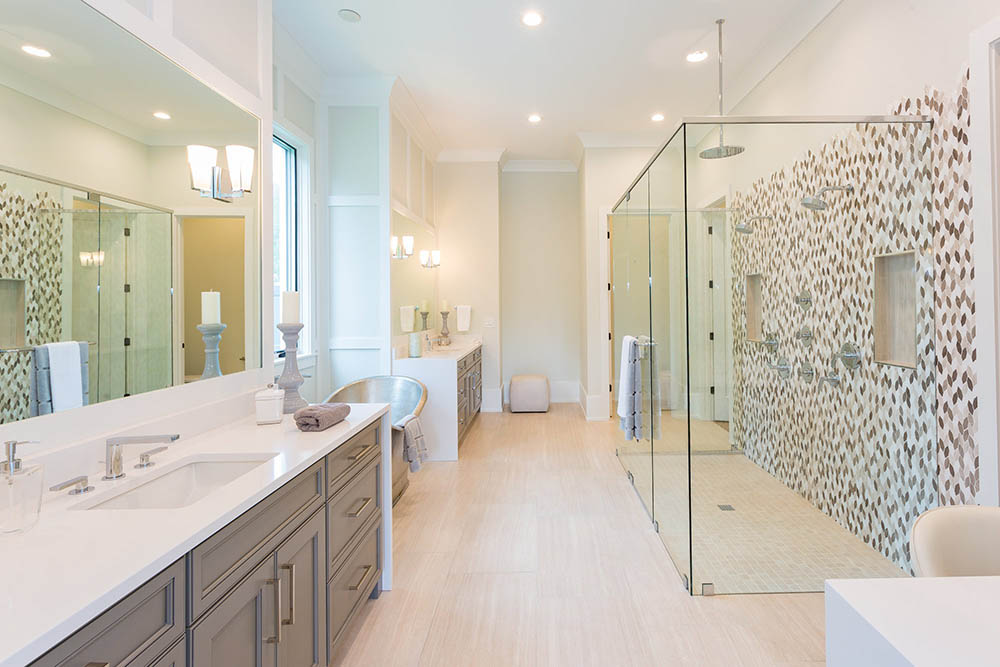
484 318 497 328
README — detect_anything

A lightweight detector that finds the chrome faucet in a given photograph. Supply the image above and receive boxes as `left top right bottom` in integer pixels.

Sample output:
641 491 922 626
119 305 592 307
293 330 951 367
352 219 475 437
104 434 179 480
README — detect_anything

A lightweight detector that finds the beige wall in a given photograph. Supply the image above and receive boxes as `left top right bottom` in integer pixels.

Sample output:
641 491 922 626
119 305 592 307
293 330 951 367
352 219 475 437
500 170 581 399
182 216 246 376
436 160 502 409
390 212 439 337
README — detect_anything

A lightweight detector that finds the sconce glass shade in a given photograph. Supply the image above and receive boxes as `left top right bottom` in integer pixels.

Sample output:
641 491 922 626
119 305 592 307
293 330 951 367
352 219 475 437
225 144 255 192
79 252 91 267
187 145 217 192
391 235 400 255
402 235 415 256
431 250 440 266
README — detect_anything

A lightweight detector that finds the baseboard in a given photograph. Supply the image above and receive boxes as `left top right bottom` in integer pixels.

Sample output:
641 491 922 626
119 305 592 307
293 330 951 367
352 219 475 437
482 387 503 412
585 392 611 421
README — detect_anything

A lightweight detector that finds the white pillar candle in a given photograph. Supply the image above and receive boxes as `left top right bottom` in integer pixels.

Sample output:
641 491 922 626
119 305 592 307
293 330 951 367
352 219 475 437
441 299 450 312
420 299 430 312
281 291 300 324
201 291 221 324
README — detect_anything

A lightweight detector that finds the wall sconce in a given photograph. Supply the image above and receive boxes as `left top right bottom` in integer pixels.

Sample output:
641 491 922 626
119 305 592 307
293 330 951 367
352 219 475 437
187 144 255 202
78 250 105 267
420 249 441 269
391 235 415 260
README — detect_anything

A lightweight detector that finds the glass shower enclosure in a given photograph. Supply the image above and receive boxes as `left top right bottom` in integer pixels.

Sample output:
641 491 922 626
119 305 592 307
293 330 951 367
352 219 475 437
0 167 172 423
611 116 938 595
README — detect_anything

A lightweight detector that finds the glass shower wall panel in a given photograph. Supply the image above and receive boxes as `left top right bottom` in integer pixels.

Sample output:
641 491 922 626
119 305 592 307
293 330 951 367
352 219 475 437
646 127 692 589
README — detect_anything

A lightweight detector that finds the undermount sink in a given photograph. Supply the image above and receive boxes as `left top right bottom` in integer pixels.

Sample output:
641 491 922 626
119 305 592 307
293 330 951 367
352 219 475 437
82 454 278 510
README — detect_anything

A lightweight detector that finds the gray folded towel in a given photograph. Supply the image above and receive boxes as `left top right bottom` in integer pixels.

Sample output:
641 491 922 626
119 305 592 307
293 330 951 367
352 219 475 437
294 402 351 432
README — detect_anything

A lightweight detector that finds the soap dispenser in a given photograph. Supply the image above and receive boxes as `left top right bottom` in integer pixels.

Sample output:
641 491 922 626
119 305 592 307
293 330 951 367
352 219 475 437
1 440 44 534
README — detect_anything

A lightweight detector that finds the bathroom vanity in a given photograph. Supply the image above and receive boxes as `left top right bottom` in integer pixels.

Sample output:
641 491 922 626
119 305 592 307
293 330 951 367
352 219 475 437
393 338 482 460
0 404 392 667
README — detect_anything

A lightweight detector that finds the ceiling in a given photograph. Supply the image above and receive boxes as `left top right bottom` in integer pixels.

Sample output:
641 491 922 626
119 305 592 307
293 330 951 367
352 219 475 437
275 0 841 161
0 0 257 147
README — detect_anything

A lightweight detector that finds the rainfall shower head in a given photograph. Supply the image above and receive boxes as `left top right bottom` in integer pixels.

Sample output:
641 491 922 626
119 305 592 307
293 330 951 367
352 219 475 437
801 185 854 211
699 19 745 160
734 215 772 234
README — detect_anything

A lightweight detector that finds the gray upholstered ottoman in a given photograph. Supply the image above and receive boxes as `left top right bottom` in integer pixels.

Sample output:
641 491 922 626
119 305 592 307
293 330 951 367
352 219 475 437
510 374 550 413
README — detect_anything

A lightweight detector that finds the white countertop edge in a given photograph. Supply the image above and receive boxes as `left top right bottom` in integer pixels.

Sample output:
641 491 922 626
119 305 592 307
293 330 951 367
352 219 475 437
1 404 390 667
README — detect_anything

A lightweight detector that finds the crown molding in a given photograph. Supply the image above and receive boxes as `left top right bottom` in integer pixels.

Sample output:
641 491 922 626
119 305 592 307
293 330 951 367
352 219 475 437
436 149 506 163
502 159 578 173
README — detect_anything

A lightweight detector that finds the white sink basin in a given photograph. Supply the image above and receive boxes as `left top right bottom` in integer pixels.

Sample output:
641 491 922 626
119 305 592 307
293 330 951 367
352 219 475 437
81 454 278 510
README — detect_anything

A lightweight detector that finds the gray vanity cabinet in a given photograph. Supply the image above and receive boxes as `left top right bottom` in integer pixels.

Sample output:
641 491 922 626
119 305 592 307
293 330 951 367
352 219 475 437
29 559 185 667
457 348 482 443
148 639 186 666
275 508 326 667
189 554 278 667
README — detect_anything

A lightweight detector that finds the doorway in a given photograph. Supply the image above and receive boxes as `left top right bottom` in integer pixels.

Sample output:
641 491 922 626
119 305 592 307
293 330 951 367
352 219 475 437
178 216 247 380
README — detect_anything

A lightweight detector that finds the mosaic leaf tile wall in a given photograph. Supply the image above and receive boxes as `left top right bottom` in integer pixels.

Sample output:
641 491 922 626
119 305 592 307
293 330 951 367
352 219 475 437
0 180 63 423
730 73 976 573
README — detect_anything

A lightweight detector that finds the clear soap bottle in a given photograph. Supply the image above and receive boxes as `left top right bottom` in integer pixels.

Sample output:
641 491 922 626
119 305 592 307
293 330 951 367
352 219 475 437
1 440 43 534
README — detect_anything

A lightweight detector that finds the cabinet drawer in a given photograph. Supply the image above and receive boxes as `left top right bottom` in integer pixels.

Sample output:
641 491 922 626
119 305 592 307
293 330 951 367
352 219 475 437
189 461 324 622
328 522 381 652
147 637 185 667
473 347 481 363
31 559 185 667
328 459 381 570
327 423 379 495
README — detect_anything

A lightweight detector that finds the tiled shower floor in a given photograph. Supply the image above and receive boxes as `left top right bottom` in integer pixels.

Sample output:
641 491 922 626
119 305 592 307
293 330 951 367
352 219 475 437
619 449 907 594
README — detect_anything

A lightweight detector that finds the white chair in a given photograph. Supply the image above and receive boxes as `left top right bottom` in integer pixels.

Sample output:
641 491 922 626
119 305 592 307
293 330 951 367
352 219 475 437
910 505 1000 576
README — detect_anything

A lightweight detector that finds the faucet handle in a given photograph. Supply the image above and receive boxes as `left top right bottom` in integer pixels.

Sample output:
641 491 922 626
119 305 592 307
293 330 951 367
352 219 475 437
50 475 94 495
135 446 169 469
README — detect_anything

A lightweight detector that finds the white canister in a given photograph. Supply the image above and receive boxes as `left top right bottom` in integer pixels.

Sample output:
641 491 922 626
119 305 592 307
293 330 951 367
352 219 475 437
408 332 423 358
255 384 285 424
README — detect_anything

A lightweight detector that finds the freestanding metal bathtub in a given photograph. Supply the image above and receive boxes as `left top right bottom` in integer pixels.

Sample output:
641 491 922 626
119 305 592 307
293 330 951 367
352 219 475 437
325 375 428 505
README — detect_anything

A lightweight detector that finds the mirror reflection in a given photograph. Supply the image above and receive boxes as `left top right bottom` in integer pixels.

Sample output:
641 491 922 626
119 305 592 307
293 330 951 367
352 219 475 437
0 0 260 424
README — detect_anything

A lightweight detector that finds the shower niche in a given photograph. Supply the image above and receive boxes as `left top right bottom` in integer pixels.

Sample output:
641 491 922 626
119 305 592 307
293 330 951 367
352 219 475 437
0 279 26 348
746 273 763 342
873 250 917 368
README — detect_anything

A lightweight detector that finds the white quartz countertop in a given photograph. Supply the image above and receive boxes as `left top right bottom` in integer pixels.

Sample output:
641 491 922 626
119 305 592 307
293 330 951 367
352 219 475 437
398 338 481 361
825 576 1000 666
0 403 389 667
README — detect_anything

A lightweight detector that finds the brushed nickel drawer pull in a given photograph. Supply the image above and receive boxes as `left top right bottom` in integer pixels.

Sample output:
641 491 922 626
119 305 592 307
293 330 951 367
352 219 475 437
348 444 374 461
85 663 110 667
265 577 282 644
347 497 372 518
280 563 296 626
348 564 374 591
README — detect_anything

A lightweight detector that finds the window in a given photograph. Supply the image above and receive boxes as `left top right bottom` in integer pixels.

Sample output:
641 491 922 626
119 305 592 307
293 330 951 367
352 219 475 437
272 136 297 353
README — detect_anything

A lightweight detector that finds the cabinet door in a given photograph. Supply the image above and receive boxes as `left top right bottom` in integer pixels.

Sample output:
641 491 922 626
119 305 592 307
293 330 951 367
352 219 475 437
190 556 278 667
147 638 186 667
276 508 326 667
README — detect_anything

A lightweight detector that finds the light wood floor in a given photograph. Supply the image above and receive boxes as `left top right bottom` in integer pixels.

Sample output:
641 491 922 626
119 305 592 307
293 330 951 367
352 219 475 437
332 404 825 666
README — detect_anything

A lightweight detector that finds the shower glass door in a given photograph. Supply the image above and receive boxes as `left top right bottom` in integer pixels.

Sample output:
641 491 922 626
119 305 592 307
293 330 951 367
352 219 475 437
612 172 654 518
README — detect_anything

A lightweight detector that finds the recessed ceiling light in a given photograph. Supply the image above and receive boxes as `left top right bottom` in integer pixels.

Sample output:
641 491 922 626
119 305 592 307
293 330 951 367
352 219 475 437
651 113 665 122
522 11 543 27
338 8 361 23
528 113 542 124
686 50 708 63
153 111 171 120
21 44 51 58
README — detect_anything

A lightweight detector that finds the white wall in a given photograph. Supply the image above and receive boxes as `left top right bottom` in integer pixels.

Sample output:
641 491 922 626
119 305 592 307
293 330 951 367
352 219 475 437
500 169 581 402
436 159 503 411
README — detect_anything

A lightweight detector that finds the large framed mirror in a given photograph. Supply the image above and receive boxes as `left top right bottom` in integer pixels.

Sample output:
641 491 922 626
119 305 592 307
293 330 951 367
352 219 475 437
0 0 261 425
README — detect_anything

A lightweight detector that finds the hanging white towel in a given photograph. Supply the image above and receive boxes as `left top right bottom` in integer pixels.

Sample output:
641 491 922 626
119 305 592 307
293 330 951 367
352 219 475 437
45 341 83 412
456 305 472 332
400 305 416 332
617 336 642 441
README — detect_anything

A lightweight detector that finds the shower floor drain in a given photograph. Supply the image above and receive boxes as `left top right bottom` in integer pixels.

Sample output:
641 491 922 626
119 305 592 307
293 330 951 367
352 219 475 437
718 504 735 511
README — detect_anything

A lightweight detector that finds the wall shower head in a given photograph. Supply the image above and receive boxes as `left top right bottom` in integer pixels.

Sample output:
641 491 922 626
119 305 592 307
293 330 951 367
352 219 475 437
734 215 771 234
801 185 854 211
